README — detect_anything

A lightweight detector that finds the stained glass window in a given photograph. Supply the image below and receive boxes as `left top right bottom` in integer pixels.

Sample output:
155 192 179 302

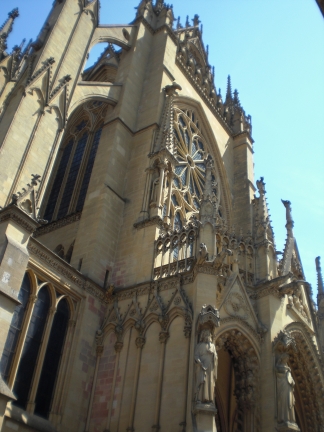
76 128 102 212
44 140 73 221
44 109 105 222
35 298 70 418
0 274 31 383
172 108 207 216
57 132 88 219
13 286 50 409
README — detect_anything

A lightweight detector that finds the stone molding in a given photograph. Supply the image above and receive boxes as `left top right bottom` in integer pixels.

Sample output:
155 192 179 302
176 57 233 136
0 205 40 233
28 238 106 303
34 212 81 237
133 215 162 230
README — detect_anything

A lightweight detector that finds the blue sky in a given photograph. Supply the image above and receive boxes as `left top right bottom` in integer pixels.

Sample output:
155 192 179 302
1 0 324 297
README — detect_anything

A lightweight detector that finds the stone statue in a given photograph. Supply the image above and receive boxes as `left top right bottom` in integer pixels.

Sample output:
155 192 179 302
194 329 217 403
197 243 208 265
150 175 159 207
276 352 296 424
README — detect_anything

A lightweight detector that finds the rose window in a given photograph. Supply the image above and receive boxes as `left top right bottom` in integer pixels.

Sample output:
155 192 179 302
172 108 207 214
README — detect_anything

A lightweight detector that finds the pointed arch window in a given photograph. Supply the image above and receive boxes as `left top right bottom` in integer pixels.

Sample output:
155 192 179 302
43 101 108 222
0 272 73 420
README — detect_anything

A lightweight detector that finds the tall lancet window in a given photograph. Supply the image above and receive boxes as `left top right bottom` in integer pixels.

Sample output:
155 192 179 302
43 101 109 222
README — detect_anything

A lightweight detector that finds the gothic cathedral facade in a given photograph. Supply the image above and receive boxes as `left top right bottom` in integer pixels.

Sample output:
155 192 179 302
0 1 323 432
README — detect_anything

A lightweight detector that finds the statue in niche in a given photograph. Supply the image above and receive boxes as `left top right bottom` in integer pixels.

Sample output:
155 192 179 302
276 352 296 424
194 329 217 403
149 170 160 207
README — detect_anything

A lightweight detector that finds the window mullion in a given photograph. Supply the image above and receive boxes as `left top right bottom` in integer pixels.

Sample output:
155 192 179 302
49 317 76 422
68 131 93 214
52 141 77 221
26 306 57 414
7 294 37 389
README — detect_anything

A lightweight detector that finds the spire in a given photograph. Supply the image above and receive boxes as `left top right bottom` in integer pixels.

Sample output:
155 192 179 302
225 75 232 103
316 257 324 301
0 8 19 38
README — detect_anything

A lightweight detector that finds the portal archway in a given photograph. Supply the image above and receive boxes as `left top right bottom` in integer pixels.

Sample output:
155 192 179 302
216 329 260 432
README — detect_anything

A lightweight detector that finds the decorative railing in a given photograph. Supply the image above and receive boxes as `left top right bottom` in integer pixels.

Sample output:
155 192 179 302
153 225 198 279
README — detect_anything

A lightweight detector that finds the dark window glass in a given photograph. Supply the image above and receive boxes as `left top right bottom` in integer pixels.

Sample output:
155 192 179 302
57 133 88 219
35 299 69 418
13 287 50 409
0 274 31 382
44 140 73 222
76 127 102 212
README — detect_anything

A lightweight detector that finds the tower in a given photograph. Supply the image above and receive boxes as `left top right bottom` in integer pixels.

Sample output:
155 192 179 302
0 1 323 432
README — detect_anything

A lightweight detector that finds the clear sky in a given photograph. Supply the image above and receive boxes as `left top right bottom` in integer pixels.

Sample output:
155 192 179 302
1 0 324 297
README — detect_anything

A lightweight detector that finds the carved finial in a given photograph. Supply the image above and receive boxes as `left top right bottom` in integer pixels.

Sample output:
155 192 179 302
281 199 294 237
192 14 200 27
177 16 181 29
316 257 324 298
185 15 190 27
31 174 41 186
233 89 241 106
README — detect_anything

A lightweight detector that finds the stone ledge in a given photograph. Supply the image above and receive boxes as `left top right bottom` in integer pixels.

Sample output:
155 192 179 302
0 377 15 401
5 404 57 432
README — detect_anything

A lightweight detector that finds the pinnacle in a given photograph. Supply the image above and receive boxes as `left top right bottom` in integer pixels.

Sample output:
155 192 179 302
225 75 232 103
233 89 241 106
316 256 324 297
0 7 19 46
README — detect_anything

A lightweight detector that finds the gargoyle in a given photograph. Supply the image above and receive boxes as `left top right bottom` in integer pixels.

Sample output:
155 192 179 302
213 248 232 270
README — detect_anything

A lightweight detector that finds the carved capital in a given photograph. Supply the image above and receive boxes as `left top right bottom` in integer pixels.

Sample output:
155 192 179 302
68 319 76 328
96 345 104 357
159 331 169 344
114 341 123 353
135 336 146 349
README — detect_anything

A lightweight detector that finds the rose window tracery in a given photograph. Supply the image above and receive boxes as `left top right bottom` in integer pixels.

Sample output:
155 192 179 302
173 108 206 209
170 108 219 227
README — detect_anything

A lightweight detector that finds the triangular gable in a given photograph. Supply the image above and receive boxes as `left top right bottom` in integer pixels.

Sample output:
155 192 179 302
218 272 261 333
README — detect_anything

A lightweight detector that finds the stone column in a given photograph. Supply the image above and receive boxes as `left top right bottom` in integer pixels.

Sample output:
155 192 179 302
104 340 123 432
152 331 169 431
127 336 145 432
84 344 104 432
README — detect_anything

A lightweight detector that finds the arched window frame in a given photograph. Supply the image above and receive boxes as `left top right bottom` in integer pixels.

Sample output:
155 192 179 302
1 269 77 419
43 101 109 222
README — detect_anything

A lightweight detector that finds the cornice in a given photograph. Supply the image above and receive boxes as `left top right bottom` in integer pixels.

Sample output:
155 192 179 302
0 205 40 233
34 212 81 237
28 238 106 303
133 215 162 229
